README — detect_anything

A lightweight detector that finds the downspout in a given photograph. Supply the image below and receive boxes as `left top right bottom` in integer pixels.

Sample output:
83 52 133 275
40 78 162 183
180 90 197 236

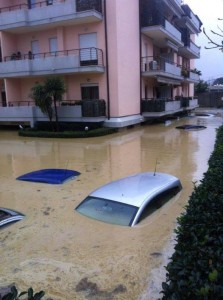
139 0 142 114
104 0 110 119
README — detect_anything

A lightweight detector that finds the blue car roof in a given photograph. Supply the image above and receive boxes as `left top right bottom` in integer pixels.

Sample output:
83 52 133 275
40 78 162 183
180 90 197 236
16 169 80 184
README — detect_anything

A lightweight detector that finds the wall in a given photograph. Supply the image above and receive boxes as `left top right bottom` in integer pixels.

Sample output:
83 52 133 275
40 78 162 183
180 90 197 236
106 0 140 117
196 92 223 107
5 78 21 103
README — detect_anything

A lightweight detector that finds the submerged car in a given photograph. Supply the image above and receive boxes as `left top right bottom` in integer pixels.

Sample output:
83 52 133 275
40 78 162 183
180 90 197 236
75 172 182 226
0 208 25 228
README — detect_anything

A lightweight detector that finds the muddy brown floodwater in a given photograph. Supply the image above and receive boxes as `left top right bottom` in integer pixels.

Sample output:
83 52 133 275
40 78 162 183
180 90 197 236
0 109 222 300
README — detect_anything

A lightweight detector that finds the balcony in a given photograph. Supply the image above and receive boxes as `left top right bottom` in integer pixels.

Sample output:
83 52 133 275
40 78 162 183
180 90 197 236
141 96 198 117
0 48 105 78
175 97 198 109
141 98 182 117
178 40 200 59
0 99 106 127
0 0 103 32
141 56 183 82
141 19 183 48
181 5 202 34
181 68 200 83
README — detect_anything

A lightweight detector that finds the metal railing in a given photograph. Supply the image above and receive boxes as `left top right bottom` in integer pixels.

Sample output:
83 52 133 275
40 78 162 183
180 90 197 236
141 98 182 113
76 0 102 13
3 99 106 117
4 47 104 67
0 3 28 12
0 0 102 13
28 0 65 8
7 101 35 107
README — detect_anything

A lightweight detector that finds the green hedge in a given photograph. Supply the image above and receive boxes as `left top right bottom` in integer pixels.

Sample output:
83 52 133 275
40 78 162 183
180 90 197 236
34 121 104 131
18 127 118 138
161 125 223 299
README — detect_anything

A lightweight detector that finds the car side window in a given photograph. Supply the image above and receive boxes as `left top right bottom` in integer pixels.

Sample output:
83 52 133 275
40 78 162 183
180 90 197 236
137 187 180 224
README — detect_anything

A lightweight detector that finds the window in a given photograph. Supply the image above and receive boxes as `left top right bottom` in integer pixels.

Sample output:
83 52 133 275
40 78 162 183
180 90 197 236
79 33 97 66
28 0 36 9
47 0 53 5
31 40 40 58
81 85 99 100
137 187 180 224
49 38 58 55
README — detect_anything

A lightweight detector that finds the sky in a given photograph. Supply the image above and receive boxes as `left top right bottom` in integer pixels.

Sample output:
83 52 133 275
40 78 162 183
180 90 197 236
183 0 223 82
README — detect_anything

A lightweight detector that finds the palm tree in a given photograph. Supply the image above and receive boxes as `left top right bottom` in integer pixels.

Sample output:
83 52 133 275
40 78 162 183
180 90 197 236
30 77 66 132
31 83 54 131
44 76 66 132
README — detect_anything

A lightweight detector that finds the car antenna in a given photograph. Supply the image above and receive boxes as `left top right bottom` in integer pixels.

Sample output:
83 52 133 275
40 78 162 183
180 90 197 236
64 160 69 178
153 158 158 176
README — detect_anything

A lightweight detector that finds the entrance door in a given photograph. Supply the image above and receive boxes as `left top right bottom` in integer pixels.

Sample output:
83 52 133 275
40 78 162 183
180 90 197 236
79 33 97 66
31 40 40 58
81 85 99 100
156 85 172 98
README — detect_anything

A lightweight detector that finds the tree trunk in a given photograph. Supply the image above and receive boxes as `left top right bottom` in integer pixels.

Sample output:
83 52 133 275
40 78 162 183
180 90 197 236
53 97 59 132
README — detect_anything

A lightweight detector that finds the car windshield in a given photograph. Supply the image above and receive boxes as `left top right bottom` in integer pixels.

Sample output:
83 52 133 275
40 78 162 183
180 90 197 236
0 210 10 220
76 197 138 226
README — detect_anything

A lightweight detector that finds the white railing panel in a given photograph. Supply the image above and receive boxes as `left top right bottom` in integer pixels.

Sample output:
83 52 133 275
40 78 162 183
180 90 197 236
190 41 200 57
165 62 181 77
165 20 181 41
165 100 181 112
189 72 200 81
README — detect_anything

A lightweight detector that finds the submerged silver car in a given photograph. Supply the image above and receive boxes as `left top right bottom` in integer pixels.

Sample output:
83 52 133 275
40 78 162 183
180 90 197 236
75 172 182 226
0 208 25 228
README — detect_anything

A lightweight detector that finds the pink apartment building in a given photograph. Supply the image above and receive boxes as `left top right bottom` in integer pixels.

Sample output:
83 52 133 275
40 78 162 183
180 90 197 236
0 0 202 128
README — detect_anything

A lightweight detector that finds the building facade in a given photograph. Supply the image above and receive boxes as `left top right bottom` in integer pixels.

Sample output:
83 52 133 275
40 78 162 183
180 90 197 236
0 0 202 128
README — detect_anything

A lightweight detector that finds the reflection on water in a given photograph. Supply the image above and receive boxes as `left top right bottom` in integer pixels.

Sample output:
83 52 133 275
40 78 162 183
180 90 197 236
0 110 222 300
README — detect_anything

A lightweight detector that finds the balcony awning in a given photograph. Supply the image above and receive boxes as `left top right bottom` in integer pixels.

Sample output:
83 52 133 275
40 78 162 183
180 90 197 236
156 76 181 85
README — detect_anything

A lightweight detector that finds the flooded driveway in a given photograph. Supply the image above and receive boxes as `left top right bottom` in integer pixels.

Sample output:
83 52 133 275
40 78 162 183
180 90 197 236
0 109 222 300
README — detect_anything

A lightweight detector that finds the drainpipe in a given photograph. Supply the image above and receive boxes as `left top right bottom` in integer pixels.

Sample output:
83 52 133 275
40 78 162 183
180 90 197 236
139 0 142 115
104 0 110 119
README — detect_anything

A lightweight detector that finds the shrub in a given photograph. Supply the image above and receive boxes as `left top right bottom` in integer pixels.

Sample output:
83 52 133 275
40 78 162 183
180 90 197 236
1 286 45 300
18 127 118 138
161 125 223 299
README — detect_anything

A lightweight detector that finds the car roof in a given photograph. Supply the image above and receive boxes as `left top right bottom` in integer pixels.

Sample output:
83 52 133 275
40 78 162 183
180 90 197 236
0 208 25 228
89 172 181 208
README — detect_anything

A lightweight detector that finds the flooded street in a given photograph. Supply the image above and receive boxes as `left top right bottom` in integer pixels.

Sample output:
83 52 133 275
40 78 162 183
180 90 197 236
0 109 222 300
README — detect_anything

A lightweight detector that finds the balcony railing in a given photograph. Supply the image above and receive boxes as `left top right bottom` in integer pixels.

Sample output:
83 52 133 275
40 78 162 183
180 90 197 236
141 98 181 113
181 68 200 82
141 18 182 47
175 97 198 108
0 48 104 77
141 56 182 78
0 0 102 13
7 100 35 107
0 99 106 126
76 0 102 13
0 0 103 31
164 20 181 42
4 47 104 64
180 28 200 58
182 5 201 31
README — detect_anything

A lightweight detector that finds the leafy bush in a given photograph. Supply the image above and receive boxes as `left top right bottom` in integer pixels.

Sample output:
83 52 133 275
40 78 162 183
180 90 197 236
34 121 104 131
161 125 223 299
18 127 118 138
1 286 45 300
